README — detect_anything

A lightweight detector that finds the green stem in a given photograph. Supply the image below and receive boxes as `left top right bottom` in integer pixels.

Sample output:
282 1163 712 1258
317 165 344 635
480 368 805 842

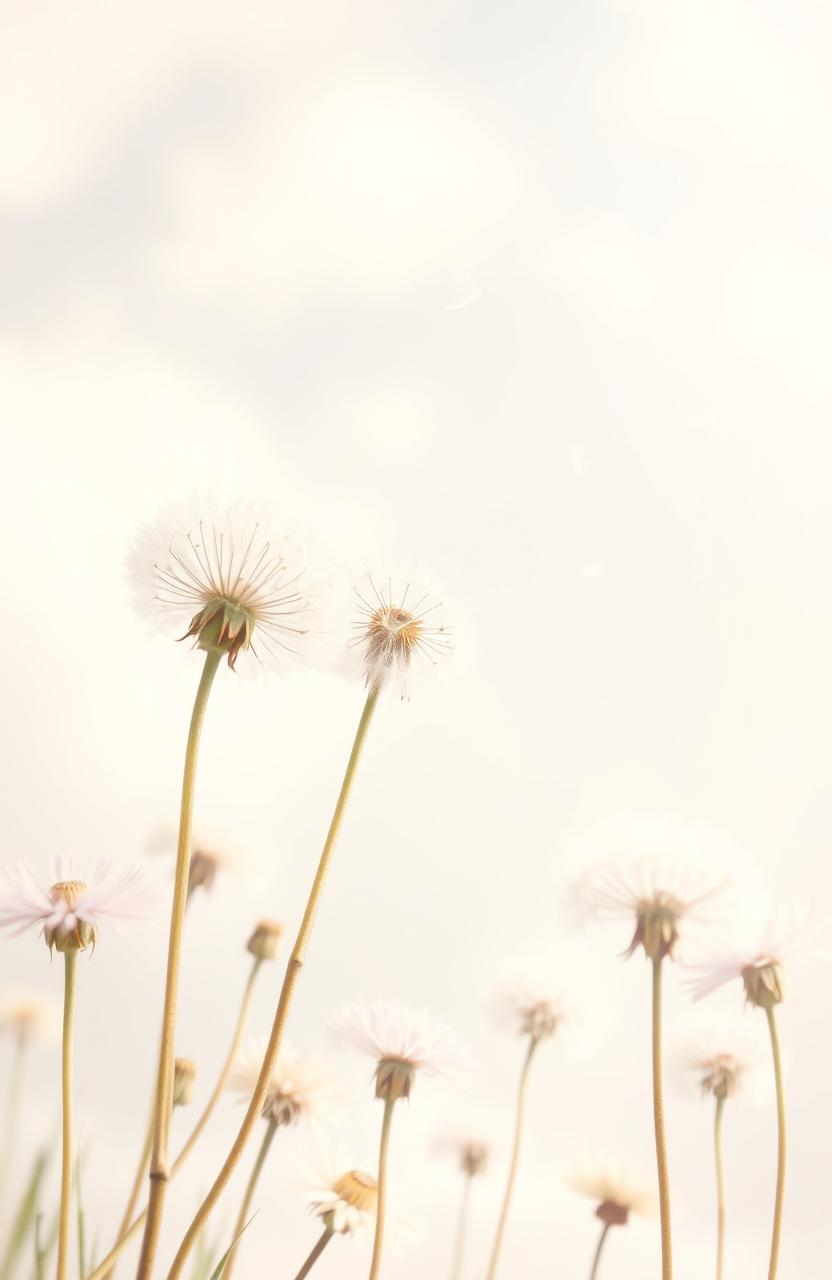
714 1095 726 1280
652 956 672 1280
485 1035 538 1280
291 1228 333 1280
166 686 381 1280
368 1097 396 1280
136 648 222 1280
86 958 263 1280
765 1007 786 1280
589 1220 612 1280
223 1121 278 1280
449 1174 473 1280
0 1028 28 1219
57 950 78 1280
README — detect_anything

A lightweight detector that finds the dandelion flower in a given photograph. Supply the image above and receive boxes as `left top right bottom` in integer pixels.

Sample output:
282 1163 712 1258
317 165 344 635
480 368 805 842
0 858 159 953
128 501 321 671
488 972 573 1044
330 999 473 1101
351 574 452 696
567 1161 657 1224
674 1018 767 1102
229 1037 334 1128
685 904 813 1008
298 1141 418 1247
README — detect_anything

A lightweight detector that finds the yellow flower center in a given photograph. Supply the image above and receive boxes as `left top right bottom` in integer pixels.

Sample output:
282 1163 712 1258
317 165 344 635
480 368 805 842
49 880 87 906
333 1170 378 1213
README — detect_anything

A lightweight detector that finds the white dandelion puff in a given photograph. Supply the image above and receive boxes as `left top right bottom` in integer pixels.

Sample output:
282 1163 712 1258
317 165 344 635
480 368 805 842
0 858 161 953
566 1160 658 1224
127 500 324 672
487 969 575 1045
228 1037 335 1128
350 573 452 697
330 999 474 1098
673 1014 769 1104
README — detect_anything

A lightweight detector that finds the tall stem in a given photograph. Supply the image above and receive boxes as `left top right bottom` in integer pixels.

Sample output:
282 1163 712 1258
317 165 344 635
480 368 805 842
764 1007 786 1280
485 1035 538 1280
136 648 221 1280
166 686 381 1280
103 1112 154 1280
368 1097 396 1280
651 956 672 1280
57 951 78 1280
449 1174 473 1280
714 1095 726 1280
588 1221 612 1280
223 1121 278 1280
291 1229 333 1280
86 958 263 1280
0 1028 28 1221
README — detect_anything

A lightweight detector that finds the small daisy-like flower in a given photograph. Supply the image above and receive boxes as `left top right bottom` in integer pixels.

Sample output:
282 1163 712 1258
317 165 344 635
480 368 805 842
566 1161 657 1225
351 574 451 696
0 991 60 1043
686 904 814 1009
298 1143 418 1250
0 858 159 953
228 1037 334 1128
128 501 321 671
331 999 474 1101
675 1018 767 1102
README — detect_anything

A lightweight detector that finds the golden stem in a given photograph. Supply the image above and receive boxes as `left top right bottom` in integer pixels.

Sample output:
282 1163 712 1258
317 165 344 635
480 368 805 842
222 1121 278 1280
485 1035 538 1280
291 1228 334 1280
714 1094 726 1280
589 1220 612 1280
764 1006 787 1280
165 686 381 1280
57 950 79 1280
136 648 222 1280
85 956 263 1280
368 1097 396 1280
449 1173 473 1280
652 956 672 1280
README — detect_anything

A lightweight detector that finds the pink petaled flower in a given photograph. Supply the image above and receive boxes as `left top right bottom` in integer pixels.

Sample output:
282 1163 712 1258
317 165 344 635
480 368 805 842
331 1000 474 1100
685 904 818 1008
0 858 160 953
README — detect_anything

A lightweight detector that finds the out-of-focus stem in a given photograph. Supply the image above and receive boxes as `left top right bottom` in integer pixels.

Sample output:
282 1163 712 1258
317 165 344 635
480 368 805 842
714 1094 726 1280
485 1035 538 1280
588 1220 612 1280
652 956 672 1280
367 1097 396 1280
290 1228 333 1280
222 1121 278 1280
449 1173 473 1280
57 951 78 1280
765 1007 786 1280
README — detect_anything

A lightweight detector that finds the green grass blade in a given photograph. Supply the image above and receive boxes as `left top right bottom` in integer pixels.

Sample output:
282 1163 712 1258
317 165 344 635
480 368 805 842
0 1149 50 1280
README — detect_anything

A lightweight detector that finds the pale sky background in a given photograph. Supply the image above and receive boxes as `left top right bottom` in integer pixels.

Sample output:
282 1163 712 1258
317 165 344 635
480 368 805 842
2 1 832 1277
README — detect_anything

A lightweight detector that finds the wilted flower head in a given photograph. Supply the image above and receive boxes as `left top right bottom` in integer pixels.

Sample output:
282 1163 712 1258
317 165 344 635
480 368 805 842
331 999 474 1101
0 992 60 1043
351 574 451 696
229 1037 334 1128
0 859 159 953
173 1058 198 1106
686 904 816 1009
674 1018 767 1103
128 501 321 671
566 1161 657 1226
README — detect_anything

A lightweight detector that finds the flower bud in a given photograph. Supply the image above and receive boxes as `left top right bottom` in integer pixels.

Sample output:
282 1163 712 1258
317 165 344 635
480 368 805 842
247 919 283 961
596 1198 630 1226
173 1058 198 1106
375 1058 416 1102
461 1142 488 1178
742 961 785 1009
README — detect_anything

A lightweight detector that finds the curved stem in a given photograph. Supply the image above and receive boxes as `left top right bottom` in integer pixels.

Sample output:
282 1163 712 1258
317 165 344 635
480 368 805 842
651 956 672 1280
0 1028 28 1220
166 686 380 1280
449 1174 472 1280
291 1228 333 1280
714 1095 726 1280
57 951 78 1280
589 1220 612 1280
136 648 221 1280
765 1007 786 1280
485 1035 538 1280
223 1121 278 1280
368 1097 396 1280
86 956 263 1280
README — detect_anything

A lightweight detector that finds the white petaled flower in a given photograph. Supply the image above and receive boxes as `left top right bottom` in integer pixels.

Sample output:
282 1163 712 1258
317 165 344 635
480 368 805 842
298 1142 419 1252
0 858 160 953
128 500 322 672
488 972 573 1044
228 1037 334 1128
674 1018 768 1103
685 904 816 1009
0 991 60 1043
330 999 475 1101
351 573 452 697
566 1161 658 1226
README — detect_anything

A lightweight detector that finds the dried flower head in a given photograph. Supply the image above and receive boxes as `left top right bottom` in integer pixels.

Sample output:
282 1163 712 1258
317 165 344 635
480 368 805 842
173 1058 198 1106
246 919 283 961
128 501 321 671
685 904 816 1008
351 574 451 696
331 999 474 1101
674 1019 766 1103
229 1037 334 1128
0 859 159 953
566 1161 657 1225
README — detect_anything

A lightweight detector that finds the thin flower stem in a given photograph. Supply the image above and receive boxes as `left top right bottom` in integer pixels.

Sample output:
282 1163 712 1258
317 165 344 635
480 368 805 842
764 1006 786 1280
0 1027 28 1217
368 1097 396 1280
714 1095 726 1280
291 1228 334 1280
651 956 672 1280
85 957 263 1280
57 950 79 1280
166 685 381 1280
588 1220 612 1280
102 1111 154 1280
485 1035 539 1280
223 1121 278 1280
137 647 222 1280
449 1174 473 1280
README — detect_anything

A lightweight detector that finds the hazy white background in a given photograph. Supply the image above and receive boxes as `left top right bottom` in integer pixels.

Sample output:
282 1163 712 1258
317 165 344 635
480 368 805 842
2 0 831 1276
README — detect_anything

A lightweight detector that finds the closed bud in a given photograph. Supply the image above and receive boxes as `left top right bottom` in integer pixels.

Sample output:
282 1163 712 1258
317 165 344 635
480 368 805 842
247 919 283 961
375 1058 416 1102
743 961 785 1009
173 1058 198 1106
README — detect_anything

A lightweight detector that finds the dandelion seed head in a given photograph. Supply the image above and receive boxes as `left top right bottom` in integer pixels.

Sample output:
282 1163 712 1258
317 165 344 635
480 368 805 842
331 999 474 1101
351 574 451 697
229 1037 334 1127
566 1161 657 1225
685 900 822 1005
